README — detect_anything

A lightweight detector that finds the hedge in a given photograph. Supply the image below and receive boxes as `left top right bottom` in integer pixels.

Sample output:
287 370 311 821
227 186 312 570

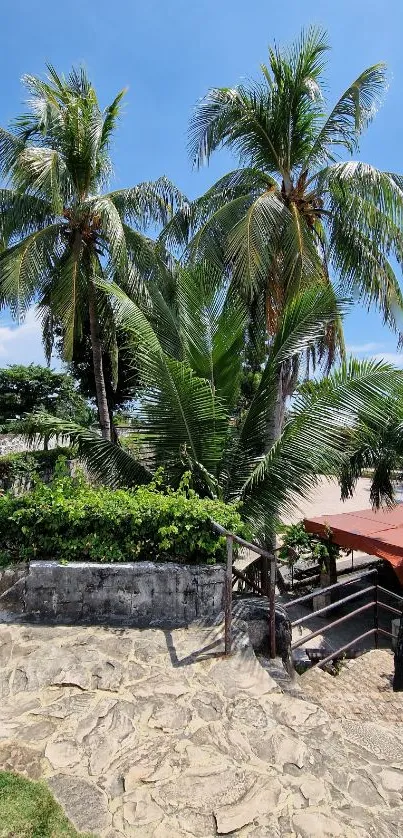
0 471 246 566
0 447 73 492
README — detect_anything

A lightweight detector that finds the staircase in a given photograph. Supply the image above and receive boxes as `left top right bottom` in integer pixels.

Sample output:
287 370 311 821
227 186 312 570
300 649 403 724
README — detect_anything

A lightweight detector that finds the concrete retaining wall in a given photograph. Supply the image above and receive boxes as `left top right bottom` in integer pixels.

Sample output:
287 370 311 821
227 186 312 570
23 560 225 627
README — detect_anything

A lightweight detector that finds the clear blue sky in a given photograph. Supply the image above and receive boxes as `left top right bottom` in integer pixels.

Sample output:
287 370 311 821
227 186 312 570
0 0 402 366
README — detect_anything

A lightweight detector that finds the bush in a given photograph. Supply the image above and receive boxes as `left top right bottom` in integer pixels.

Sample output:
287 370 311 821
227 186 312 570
0 469 246 566
0 447 73 492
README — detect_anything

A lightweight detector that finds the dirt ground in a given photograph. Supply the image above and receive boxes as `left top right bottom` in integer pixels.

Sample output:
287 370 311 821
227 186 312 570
281 476 377 524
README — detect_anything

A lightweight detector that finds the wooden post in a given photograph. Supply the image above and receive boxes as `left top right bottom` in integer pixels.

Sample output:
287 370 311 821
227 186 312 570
261 555 269 597
270 555 276 659
393 600 403 691
224 535 233 656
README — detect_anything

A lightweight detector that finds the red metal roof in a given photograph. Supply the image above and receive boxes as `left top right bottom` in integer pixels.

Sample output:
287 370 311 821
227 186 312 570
304 505 403 583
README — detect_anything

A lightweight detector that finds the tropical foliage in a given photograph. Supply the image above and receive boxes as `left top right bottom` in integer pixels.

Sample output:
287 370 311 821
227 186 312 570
0 446 72 492
163 27 403 446
278 520 342 586
0 364 93 429
339 397 403 507
0 67 182 439
30 268 403 545
1 32 403 552
0 465 245 566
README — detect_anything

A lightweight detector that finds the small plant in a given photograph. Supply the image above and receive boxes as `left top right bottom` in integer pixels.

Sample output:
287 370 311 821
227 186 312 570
279 521 342 585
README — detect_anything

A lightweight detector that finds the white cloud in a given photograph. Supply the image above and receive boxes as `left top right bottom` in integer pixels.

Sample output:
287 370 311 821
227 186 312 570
373 352 403 368
346 342 384 353
0 308 55 367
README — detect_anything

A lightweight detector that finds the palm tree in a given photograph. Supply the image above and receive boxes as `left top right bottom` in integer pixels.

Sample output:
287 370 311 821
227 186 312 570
164 27 403 448
32 267 403 544
0 66 183 440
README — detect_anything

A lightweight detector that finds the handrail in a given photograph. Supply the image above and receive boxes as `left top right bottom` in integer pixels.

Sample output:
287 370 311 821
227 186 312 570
378 627 394 639
211 518 402 667
288 567 403 669
314 629 376 669
286 568 377 608
378 600 401 618
210 520 276 560
377 585 403 604
292 601 374 650
291 585 376 627
232 566 262 595
211 519 277 658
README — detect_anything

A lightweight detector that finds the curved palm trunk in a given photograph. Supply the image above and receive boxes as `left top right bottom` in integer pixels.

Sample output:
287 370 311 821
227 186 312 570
88 280 111 441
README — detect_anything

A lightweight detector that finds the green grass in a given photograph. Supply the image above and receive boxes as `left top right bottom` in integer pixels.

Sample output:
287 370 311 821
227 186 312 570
0 772 95 838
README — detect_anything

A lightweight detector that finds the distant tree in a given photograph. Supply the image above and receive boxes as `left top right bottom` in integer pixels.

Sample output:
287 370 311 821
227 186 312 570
0 364 93 432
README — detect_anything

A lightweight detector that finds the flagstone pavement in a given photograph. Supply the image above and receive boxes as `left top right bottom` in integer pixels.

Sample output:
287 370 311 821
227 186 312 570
1 620 403 837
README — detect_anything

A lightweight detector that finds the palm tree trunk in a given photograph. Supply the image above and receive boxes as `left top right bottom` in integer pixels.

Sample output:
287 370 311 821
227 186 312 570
88 280 111 441
265 365 286 453
263 359 299 558
265 358 299 453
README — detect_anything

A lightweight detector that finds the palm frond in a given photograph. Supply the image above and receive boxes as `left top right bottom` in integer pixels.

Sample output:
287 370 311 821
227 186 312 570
0 127 25 176
240 360 403 539
107 176 187 230
306 64 387 166
226 190 286 296
24 414 153 487
176 262 248 407
85 194 128 276
222 284 346 499
161 167 272 255
0 224 64 316
11 146 73 211
48 235 86 360
100 88 127 151
189 27 328 174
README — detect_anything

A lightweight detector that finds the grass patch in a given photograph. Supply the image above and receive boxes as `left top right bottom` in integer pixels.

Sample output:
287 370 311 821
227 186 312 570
0 771 95 838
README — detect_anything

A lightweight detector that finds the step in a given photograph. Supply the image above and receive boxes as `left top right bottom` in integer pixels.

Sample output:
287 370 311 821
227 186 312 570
300 650 403 724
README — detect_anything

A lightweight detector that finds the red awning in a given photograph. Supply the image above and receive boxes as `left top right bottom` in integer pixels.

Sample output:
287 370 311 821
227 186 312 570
304 505 403 584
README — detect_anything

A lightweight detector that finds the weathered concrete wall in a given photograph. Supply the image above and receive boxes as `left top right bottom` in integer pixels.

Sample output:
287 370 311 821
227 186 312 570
23 560 225 627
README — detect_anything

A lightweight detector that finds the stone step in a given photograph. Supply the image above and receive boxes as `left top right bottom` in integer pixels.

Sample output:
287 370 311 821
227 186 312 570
300 649 403 724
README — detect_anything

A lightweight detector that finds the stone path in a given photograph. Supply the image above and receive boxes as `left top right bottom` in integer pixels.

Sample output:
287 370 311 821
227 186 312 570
301 648 401 724
1 623 403 836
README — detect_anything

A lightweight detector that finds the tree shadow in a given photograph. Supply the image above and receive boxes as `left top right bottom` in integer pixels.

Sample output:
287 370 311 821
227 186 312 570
163 628 224 668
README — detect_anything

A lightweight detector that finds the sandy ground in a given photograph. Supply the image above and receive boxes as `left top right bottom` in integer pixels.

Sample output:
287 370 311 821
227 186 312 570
280 476 376 524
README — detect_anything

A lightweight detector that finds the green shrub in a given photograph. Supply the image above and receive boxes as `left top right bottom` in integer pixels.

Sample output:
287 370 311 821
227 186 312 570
0 470 246 566
278 521 341 565
0 446 73 492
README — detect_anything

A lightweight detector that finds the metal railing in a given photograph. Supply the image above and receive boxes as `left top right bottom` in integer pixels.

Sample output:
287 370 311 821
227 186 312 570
210 521 403 669
286 568 403 668
211 521 277 658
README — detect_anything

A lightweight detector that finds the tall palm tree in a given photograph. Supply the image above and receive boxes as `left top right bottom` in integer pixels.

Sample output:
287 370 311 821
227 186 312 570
164 27 403 447
0 66 183 439
32 267 403 543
